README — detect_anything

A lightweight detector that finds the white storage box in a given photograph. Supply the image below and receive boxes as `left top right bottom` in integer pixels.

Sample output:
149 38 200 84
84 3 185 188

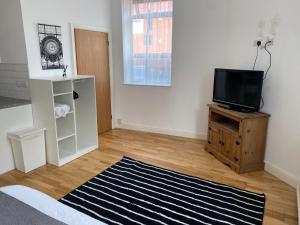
8 128 46 173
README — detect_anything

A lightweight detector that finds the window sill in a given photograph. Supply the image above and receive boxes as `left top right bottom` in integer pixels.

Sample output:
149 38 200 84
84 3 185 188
123 82 171 87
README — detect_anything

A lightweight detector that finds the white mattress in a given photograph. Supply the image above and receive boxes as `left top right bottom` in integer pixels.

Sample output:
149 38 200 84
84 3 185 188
0 185 106 225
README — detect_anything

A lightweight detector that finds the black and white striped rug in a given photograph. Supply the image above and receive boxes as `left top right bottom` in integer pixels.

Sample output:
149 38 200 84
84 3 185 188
60 156 265 225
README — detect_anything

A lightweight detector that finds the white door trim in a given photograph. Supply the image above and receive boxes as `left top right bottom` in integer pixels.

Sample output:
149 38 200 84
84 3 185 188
70 23 115 128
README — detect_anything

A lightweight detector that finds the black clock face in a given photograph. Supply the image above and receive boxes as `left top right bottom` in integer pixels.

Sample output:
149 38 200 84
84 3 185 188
45 40 59 55
40 36 63 63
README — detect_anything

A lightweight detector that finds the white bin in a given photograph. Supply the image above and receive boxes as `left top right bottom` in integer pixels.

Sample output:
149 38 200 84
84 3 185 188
8 128 46 173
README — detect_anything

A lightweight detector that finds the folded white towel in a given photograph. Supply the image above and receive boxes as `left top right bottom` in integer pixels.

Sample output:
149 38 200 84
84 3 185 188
54 103 71 118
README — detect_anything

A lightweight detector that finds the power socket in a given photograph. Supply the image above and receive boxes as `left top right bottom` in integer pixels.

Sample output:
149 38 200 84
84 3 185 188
253 39 264 48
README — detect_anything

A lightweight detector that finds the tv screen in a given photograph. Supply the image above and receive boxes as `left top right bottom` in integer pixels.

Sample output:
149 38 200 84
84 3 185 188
213 68 264 111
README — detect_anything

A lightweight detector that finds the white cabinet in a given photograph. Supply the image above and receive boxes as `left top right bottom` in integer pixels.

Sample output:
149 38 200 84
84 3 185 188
30 75 98 166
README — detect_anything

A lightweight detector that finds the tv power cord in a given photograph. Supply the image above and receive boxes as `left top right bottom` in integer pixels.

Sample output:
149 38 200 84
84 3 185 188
263 40 272 80
253 40 262 70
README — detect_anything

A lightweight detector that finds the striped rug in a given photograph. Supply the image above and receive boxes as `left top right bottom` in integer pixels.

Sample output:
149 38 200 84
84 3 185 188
60 156 265 225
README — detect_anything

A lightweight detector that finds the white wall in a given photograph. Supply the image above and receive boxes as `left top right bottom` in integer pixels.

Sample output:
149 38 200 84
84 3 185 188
0 64 30 100
111 0 299 186
111 0 228 138
224 0 300 186
0 0 31 174
0 0 30 100
0 0 27 64
20 0 111 78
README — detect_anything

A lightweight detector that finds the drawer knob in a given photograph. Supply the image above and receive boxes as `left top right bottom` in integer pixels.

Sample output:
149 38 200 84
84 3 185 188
234 157 239 162
209 127 212 131
236 141 240 145
208 141 211 144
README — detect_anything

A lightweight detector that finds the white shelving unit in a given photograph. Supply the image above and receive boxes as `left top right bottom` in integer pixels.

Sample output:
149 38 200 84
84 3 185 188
30 75 98 166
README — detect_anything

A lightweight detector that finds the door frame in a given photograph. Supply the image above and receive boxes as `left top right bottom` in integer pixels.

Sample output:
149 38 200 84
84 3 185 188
70 23 115 129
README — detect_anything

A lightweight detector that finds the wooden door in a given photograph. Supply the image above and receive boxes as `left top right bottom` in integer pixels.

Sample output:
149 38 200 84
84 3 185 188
74 29 112 134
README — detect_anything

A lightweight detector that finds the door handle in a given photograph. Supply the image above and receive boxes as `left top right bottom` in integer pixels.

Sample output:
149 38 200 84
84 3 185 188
73 91 79 100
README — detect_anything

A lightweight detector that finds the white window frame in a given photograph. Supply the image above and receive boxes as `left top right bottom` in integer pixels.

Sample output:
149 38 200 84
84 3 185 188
122 0 173 87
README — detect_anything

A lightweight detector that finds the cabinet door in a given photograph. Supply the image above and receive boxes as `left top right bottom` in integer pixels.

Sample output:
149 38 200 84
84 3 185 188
221 130 232 157
221 131 241 164
230 136 241 164
207 126 221 152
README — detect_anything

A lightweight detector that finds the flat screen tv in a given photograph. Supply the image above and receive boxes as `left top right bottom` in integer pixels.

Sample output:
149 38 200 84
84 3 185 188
213 68 264 112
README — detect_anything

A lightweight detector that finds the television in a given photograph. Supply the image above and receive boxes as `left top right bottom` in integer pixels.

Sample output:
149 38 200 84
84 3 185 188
213 68 264 112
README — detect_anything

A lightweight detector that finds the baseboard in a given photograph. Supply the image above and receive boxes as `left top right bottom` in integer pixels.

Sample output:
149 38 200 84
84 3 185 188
264 160 298 188
297 184 300 225
116 121 207 140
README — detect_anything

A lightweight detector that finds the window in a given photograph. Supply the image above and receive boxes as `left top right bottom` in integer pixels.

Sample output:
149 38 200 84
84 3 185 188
122 0 173 86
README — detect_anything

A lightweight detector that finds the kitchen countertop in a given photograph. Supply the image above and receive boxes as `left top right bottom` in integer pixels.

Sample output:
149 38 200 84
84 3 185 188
0 96 31 109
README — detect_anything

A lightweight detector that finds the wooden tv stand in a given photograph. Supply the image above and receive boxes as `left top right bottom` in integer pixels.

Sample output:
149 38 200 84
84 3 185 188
205 104 270 173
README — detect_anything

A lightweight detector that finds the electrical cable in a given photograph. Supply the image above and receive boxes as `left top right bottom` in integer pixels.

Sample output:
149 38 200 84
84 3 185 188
260 96 265 110
263 41 272 80
253 45 259 70
260 41 272 110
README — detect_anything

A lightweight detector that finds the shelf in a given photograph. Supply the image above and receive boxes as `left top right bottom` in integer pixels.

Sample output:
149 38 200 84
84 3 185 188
77 143 97 152
55 111 74 119
56 113 75 140
54 94 74 112
30 76 98 167
58 136 76 159
53 92 73 97
59 148 75 160
57 133 75 142
211 121 239 133
210 111 239 132
53 80 72 96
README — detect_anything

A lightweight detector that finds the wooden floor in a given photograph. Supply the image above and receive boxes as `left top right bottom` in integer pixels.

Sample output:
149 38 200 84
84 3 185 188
0 129 297 224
